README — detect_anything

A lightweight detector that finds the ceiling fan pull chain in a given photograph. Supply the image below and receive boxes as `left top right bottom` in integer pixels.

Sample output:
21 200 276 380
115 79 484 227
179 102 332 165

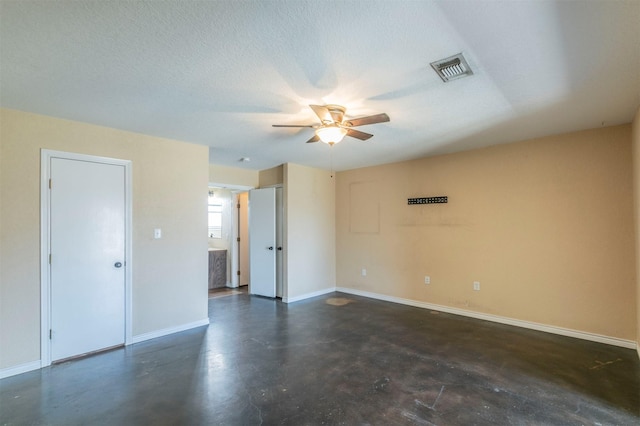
330 145 334 179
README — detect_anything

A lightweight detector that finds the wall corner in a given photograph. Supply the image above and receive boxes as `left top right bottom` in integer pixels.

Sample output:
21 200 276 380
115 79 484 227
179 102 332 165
632 106 640 359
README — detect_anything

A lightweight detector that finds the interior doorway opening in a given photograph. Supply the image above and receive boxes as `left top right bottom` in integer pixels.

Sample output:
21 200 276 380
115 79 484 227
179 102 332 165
207 185 251 293
207 183 284 300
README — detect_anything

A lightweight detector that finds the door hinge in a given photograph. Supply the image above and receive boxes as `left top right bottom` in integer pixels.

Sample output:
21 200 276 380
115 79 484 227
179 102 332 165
237 237 240 242
49 179 52 189
49 329 52 339
237 270 241 276
237 203 240 209
49 254 52 264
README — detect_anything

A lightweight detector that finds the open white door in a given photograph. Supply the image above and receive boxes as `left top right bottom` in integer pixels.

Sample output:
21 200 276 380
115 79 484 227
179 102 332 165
249 188 276 298
275 187 284 298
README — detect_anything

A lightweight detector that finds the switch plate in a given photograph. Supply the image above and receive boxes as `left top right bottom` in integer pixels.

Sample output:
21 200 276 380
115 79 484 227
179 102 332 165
424 276 430 284
361 268 367 277
473 281 480 291
154 228 162 239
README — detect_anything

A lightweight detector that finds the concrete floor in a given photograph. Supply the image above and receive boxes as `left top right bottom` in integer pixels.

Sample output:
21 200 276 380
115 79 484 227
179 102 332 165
1 292 639 425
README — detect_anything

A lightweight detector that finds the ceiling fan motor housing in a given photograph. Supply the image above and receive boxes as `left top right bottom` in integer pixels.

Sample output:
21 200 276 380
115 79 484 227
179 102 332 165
318 104 346 125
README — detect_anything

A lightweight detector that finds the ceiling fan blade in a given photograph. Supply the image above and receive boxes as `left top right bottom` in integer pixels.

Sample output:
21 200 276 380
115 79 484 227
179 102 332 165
329 108 344 124
309 105 334 124
306 134 320 143
344 113 390 127
346 128 374 141
272 124 316 128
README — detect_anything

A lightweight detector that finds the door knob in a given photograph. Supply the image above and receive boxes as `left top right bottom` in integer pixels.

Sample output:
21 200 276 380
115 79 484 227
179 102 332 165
277 247 282 251
114 262 123 268
268 246 274 250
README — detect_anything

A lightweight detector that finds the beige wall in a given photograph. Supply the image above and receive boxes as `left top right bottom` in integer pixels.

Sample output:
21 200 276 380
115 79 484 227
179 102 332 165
0 109 209 370
284 163 336 299
336 125 636 341
633 107 640 356
259 165 284 187
209 164 258 188
0 110 3 362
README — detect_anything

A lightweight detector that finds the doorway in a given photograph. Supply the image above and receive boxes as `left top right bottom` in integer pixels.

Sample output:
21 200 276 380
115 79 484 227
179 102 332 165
207 184 283 299
40 150 132 366
237 191 250 287
207 186 251 292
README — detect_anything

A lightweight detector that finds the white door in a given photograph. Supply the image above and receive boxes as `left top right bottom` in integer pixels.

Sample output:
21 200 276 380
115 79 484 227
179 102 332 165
249 188 276 298
50 157 126 361
275 187 284 298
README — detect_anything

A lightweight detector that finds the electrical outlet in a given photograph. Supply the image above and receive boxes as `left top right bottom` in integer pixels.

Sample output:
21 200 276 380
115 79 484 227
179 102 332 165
473 281 480 291
361 268 367 277
154 228 162 239
424 276 430 284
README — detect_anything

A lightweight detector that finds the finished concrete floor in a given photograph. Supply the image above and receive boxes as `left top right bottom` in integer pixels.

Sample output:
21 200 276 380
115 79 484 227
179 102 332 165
1 291 639 425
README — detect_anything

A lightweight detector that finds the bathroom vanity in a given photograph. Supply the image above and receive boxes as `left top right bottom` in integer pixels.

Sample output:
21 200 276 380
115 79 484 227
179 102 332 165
208 248 227 289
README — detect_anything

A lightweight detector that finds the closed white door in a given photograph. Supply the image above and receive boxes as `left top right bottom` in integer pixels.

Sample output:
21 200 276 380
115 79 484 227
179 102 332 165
50 158 126 361
249 188 276 298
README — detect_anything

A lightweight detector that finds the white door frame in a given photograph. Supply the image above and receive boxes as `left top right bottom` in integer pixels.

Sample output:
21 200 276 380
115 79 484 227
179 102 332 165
40 149 133 367
230 191 246 289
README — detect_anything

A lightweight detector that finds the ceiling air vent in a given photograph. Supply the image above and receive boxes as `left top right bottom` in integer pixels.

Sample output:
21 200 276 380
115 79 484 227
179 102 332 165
430 53 473 82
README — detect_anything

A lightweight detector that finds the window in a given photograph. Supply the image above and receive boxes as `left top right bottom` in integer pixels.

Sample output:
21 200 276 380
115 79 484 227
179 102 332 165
208 190 223 238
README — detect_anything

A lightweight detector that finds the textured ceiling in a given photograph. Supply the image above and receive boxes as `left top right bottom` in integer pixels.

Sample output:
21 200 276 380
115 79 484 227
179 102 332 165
1 0 639 172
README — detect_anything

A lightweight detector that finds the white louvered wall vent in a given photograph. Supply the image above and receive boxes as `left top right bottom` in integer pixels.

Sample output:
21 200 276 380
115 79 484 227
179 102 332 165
430 53 473 82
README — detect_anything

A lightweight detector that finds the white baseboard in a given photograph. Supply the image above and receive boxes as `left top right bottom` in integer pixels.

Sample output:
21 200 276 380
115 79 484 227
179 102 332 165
3 293 636 380
283 287 337 304
1 319 210 380
130 318 210 344
0 360 42 379
336 287 637 350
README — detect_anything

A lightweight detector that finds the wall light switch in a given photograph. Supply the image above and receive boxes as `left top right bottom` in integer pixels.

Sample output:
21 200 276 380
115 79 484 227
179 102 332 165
154 228 162 239
473 281 480 291
361 268 367 277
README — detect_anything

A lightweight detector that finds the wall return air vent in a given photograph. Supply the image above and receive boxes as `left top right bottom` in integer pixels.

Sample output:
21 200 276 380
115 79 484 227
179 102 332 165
430 53 473 82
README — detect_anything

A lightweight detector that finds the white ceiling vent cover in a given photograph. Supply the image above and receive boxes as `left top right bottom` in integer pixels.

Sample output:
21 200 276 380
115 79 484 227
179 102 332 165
430 53 473 82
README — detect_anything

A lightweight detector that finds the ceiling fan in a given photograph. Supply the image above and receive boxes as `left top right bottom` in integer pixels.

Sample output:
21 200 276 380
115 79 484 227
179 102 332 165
272 104 390 145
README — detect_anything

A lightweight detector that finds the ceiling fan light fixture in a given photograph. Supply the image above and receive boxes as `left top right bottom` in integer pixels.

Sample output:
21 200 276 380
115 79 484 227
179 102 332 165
316 125 347 144
273 104 388 144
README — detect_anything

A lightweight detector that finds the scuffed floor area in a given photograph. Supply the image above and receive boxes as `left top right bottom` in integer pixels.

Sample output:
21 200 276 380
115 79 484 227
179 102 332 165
1 291 638 425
